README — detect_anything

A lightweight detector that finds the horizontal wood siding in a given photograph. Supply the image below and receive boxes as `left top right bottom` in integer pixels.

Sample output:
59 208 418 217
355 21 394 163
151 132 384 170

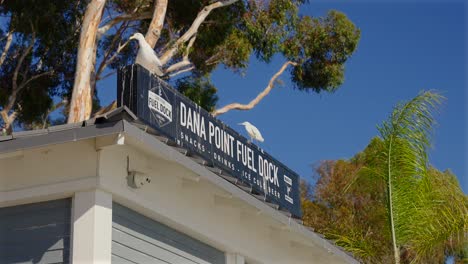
0 199 71 264
112 203 225 264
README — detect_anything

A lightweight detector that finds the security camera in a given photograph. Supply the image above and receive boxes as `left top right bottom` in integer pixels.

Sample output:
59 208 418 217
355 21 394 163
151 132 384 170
128 171 151 188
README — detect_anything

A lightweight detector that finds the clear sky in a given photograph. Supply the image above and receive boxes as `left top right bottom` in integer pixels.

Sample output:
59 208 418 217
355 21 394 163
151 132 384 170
99 1 467 193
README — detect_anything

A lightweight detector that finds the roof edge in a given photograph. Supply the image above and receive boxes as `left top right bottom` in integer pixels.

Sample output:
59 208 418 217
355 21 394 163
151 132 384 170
121 120 359 263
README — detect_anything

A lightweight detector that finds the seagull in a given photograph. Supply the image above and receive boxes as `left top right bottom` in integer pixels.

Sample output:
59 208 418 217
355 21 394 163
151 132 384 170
129 32 164 76
238 121 264 143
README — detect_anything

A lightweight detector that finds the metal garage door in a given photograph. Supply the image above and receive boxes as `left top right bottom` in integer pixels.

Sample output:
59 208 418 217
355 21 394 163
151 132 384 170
112 203 225 264
0 199 71 264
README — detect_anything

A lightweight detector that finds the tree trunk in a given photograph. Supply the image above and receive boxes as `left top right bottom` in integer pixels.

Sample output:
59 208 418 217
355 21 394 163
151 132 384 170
387 137 401 264
0 30 13 68
145 0 168 48
68 0 106 124
0 110 16 135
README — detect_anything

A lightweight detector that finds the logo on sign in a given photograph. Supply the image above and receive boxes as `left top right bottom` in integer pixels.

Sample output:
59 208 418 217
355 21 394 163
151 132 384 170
148 88 172 127
284 175 294 204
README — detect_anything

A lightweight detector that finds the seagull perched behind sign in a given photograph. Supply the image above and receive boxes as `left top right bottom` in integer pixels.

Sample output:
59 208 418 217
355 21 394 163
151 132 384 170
129 32 164 76
238 122 264 143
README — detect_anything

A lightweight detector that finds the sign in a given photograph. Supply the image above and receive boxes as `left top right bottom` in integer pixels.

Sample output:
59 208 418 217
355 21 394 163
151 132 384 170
118 64 302 218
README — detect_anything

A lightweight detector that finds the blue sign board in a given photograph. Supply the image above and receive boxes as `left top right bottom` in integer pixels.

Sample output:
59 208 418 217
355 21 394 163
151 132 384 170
118 64 302 218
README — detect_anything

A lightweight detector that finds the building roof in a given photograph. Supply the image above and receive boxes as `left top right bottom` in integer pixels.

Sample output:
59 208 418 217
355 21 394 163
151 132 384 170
0 107 358 263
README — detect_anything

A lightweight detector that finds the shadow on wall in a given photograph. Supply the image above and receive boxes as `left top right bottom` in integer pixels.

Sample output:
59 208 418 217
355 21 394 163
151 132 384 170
112 203 226 264
0 199 72 263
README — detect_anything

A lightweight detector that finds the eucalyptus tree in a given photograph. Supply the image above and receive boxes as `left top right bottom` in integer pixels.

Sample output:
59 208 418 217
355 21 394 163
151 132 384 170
0 1 84 133
68 0 361 123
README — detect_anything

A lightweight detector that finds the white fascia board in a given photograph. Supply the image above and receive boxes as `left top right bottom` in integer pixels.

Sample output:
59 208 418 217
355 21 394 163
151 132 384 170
121 120 358 264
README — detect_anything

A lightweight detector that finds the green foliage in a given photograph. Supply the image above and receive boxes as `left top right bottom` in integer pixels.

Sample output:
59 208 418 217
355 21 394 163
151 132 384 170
175 76 218 112
186 2 248 74
0 0 84 127
301 91 467 262
302 131 467 263
375 91 445 261
404 168 468 263
0 0 360 129
377 91 467 263
288 11 360 92
301 137 394 263
107 0 360 100
211 29 253 72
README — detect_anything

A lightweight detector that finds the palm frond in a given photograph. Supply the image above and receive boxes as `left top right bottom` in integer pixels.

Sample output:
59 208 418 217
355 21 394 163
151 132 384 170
375 91 450 263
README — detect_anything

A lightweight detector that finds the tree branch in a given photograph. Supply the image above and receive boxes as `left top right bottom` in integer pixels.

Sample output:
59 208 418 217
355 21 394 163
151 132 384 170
0 109 18 135
96 22 129 80
0 26 36 134
205 52 223 66
96 39 130 81
97 11 152 38
212 61 297 116
41 99 68 129
12 32 35 93
6 31 36 114
0 29 13 68
145 0 168 48
165 60 192 75
97 70 117 81
8 110 17 124
17 70 54 93
165 35 196 74
0 69 54 132
36 47 49 71
94 100 117 116
168 66 194 78
159 0 238 65
0 111 9 129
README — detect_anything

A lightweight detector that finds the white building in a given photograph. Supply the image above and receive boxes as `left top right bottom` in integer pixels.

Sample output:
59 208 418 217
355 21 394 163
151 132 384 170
0 108 357 264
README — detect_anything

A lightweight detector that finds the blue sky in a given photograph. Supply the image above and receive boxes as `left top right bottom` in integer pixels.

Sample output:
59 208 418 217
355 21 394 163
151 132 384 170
100 1 467 193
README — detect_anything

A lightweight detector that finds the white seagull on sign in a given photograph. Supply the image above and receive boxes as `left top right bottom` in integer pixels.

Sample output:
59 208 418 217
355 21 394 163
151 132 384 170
238 121 264 143
129 32 164 76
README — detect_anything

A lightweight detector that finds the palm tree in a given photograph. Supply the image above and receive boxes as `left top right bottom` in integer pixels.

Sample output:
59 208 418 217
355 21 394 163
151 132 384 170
368 91 467 263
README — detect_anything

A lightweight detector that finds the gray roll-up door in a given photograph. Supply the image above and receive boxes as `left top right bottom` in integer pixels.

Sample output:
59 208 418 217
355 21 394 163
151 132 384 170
112 203 225 264
0 199 71 264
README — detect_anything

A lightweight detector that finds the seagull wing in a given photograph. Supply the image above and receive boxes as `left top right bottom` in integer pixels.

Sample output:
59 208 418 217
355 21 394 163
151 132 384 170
136 41 164 76
148 49 162 67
